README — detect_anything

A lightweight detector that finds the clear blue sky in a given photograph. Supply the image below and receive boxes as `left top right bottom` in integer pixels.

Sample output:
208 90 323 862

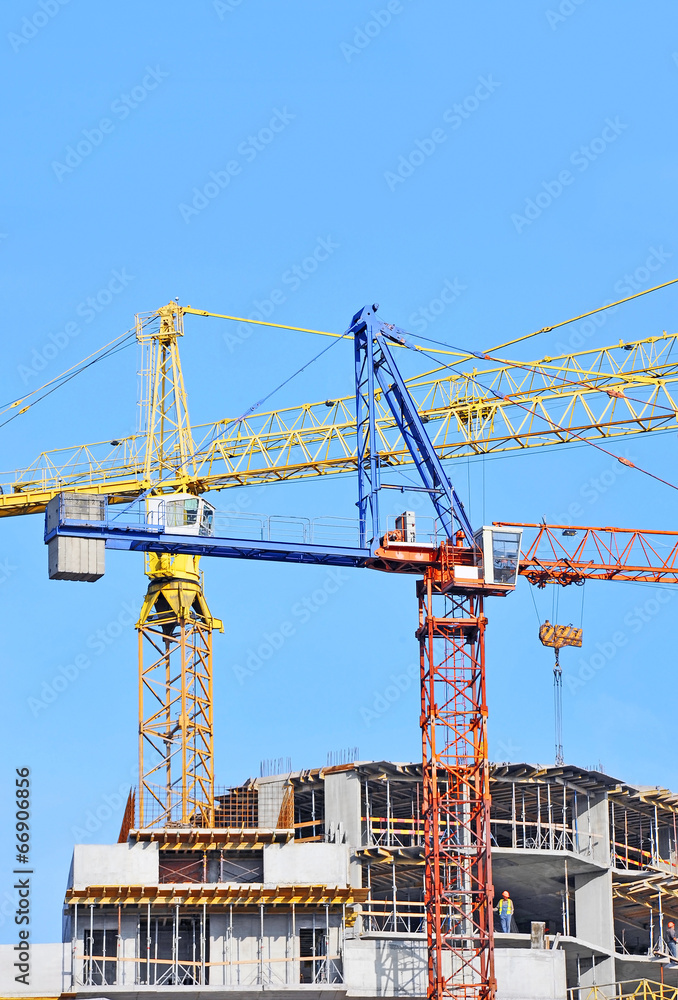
1 0 678 943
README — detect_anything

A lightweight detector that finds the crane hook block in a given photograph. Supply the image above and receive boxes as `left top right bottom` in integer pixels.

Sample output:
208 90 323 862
539 620 583 649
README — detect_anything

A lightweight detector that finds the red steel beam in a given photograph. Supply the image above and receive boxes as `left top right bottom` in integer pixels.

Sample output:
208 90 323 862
495 522 678 586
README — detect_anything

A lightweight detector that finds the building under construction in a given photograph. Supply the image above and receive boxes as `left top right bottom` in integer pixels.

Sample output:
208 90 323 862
4 303 678 1000
3 758 678 997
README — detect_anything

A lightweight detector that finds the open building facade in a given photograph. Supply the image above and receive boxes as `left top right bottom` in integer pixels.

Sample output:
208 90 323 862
3 760 678 998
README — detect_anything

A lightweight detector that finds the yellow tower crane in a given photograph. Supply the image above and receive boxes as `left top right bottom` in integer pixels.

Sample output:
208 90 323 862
3 299 678 829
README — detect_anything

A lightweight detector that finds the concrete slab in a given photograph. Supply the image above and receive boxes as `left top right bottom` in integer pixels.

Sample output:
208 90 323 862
70 841 158 889
264 842 349 887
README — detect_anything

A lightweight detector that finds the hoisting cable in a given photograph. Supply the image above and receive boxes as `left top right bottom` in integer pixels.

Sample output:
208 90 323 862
192 336 343 455
486 276 678 353
184 306 468 358
184 276 678 363
110 334 343 519
406 330 678 420
403 340 678 493
0 329 139 431
0 310 161 427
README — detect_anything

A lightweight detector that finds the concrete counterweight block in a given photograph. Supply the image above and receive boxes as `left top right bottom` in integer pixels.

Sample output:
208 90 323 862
48 535 105 581
46 493 106 581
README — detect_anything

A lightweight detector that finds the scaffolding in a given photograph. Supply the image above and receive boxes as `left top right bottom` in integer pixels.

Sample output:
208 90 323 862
66 898 352 988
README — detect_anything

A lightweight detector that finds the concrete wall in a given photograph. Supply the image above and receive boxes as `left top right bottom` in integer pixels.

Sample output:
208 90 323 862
0 942 68 995
495 947 567 999
344 936 427 996
324 770 362 888
263 842 348 887
70 841 158 888
325 770 361 847
258 776 288 828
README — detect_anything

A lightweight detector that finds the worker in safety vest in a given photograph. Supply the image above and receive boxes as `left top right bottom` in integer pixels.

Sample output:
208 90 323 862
666 921 678 963
497 891 514 933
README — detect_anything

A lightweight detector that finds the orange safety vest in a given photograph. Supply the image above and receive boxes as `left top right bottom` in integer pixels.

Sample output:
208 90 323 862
498 898 514 916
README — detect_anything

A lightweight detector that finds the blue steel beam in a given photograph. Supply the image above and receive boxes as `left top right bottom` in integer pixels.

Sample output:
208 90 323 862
351 304 474 545
46 520 372 568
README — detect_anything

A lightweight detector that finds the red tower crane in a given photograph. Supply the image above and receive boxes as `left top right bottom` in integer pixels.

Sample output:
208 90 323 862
7 299 678 998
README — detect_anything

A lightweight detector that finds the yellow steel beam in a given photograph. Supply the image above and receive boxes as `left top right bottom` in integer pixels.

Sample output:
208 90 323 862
2 332 677 517
65 883 369 906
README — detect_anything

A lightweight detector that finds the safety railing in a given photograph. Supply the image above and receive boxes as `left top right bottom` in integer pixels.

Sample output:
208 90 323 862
612 839 678 873
490 816 577 852
73 952 344 987
567 982 678 1000
211 511 360 547
363 815 424 848
110 500 363 548
361 901 426 935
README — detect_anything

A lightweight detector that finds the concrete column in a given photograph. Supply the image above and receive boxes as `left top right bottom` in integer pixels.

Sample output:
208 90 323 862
574 869 615 994
209 913 228 986
324 771 362 887
576 791 610 866
573 790 615 994
119 913 137 986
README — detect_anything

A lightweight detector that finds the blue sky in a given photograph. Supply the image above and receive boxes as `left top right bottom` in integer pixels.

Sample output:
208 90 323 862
1 0 678 942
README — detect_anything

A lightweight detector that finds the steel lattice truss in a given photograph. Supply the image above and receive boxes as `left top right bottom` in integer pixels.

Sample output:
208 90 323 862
138 616 214 829
498 522 678 585
2 326 678 516
419 580 494 1000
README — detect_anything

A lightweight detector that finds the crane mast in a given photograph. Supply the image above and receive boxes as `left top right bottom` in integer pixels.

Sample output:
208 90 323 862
4 299 678 998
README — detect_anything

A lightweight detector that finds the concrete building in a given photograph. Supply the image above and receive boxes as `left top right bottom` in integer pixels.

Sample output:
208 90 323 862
2 760 678 998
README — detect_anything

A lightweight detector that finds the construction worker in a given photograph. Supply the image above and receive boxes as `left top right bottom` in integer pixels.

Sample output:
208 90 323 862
665 921 678 964
497 891 514 933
